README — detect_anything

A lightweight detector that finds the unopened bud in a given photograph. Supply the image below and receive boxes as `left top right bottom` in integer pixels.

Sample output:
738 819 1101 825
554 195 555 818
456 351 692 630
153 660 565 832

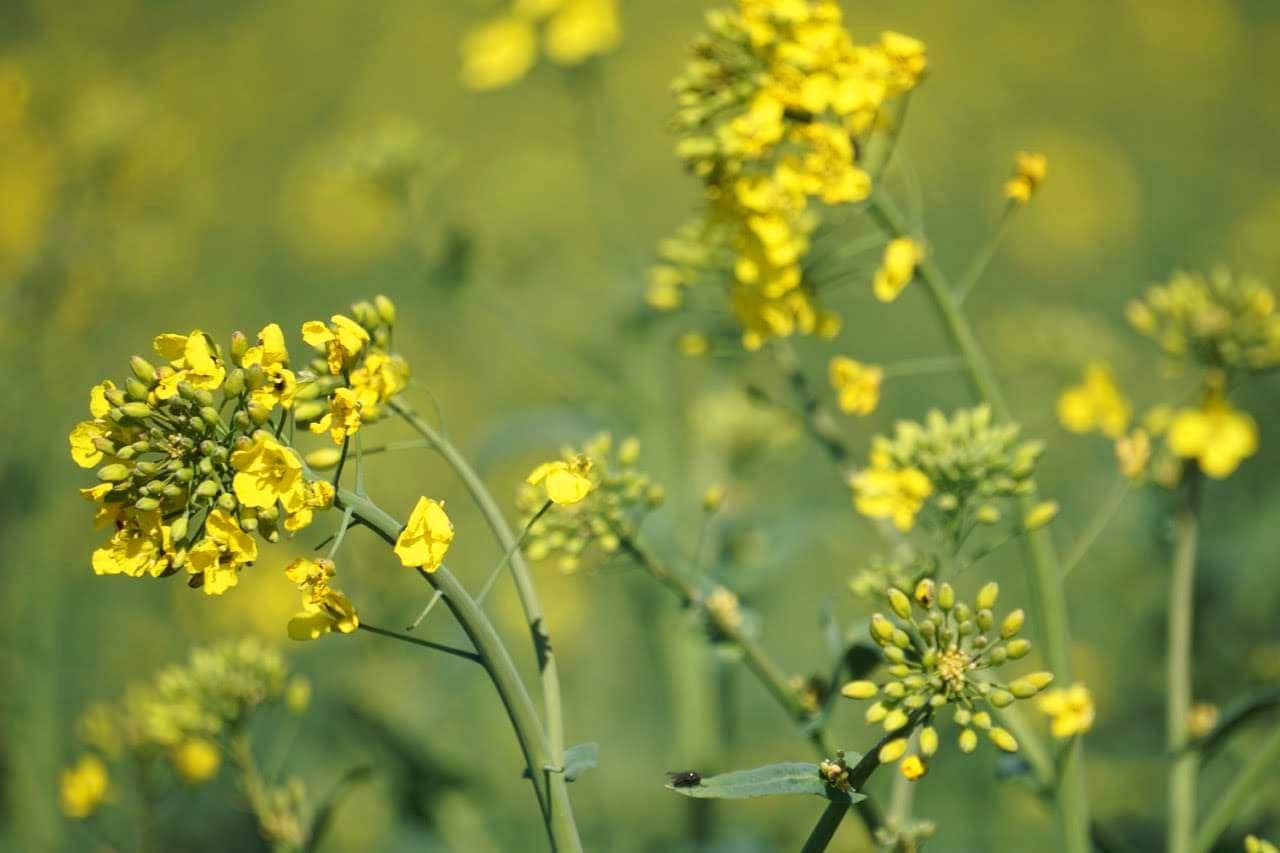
888 588 911 620
223 368 245 396
989 727 1018 752
938 583 955 611
195 479 220 498
97 464 130 482
121 402 152 420
293 400 325 422
230 331 249 364
1001 609 1025 638
989 689 1015 707
976 582 999 610
170 516 189 541
913 578 935 607
130 356 157 384
134 497 160 512
841 680 878 699
217 493 237 512
375 294 397 325
870 613 895 644
125 377 151 402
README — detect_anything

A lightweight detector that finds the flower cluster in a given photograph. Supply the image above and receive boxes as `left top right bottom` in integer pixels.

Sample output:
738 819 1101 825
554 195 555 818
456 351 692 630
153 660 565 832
460 0 620 92
1036 683 1095 739
829 356 882 415
841 581 1053 780
69 297 407 596
1126 269 1280 374
284 557 361 641
517 433 664 573
59 638 307 819
851 406 1047 543
649 0 926 350
1002 151 1047 204
1057 362 1132 440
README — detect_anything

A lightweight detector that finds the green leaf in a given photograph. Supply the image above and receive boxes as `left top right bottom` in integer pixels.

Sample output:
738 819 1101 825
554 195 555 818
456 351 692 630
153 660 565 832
563 742 598 782
665 760 865 805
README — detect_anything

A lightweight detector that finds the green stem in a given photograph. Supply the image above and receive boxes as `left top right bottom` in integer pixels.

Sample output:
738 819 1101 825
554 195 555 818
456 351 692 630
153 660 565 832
389 398 579 852
801 801 851 853
1168 469 1201 853
334 487 580 852
867 191 1090 853
1193 722 1280 853
1061 478 1131 580
956 206 1017 304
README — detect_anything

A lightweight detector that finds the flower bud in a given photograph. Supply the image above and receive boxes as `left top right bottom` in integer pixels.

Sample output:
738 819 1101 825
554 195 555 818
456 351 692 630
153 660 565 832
888 588 911 620
870 613 895 644
196 479 220 498
125 377 151 402
883 708 909 731
1001 609 1025 638
217 493 237 512
841 680 878 699
976 582 999 610
230 331 249 364
1005 638 1031 659
883 645 906 664
97 464 131 482
988 646 1008 665
883 681 905 699
188 417 206 434
919 726 938 756
976 608 993 632
170 516 188 541
128 355 157 384
865 702 887 724
1025 501 1059 531
900 755 927 781
120 402 153 420
958 729 978 753
1025 671 1054 690
245 364 265 391
375 294 397 325
989 727 1018 752
305 447 343 470
913 578 935 608
223 368 245 396
293 400 326 422
989 689 1015 707
878 738 908 763
938 582 955 611
134 497 160 512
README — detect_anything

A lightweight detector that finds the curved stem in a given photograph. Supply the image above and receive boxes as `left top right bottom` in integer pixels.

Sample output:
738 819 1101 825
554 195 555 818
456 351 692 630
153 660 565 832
1193 722 1280 853
334 487 580 852
1062 478 1131 580
389 398 580 852
866 191 1090 853
1168 470 1201 853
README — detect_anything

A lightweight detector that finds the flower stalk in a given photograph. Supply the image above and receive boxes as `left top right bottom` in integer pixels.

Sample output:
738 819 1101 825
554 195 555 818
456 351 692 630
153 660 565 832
1168 468 1201 853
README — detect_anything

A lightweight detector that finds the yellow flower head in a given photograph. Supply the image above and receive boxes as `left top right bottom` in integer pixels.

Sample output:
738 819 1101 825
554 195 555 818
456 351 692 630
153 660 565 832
59 754 109 819
284 557 359 640
899 754 927 781
231 432 307 512
171 738 221 783
544 0 620 66
1115 428 1152 480
1057 362 1132 439
309 386 365 445
526 454 596 505
829 356 882 416
395 497 454 571
283 479 336 533
152 330 226 398
873 237 923 303
187 509 258 596
69 419 111 468
242 323 297 411
301 314 370 375
349 349 409 412
1167 392 1258 479
1003 151 1047 203
851 465 933 531
460 16 538 91
1036 683 1095 739
1245 837 1279 853
91 510 174 579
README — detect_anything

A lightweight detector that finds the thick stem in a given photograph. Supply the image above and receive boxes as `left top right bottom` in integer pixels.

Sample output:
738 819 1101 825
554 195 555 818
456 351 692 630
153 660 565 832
389 399 580 852
334 488 580 852
801 800 852 853
1193 722 1280 853
1168 470 1201 853
866 192 1090 853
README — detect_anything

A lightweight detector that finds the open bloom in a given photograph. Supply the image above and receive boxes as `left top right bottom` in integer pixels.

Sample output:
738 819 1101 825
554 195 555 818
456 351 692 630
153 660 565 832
1057 362 1131 439
829 357 882 415
242 322 297 411
1037 683 1095 739
1167 392 1257 478
395 497 454 570
231 432 307 512
187 509 258 595
58 755 109 819
152 330 226 398
310 387 364 444
851 465 933 531
302 314 369 375
873 237 923 303
526 454 596 505
284 557 359 640
92 510 174 579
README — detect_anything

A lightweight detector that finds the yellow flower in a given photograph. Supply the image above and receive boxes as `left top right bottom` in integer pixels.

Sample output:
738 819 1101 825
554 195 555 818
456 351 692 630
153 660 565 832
284 557 359 641
851 465 933 531
242 323 297 410
1115 429 1151 480
171 738 220 784
349 349 408 411
89 380 116 419
460 16 538 91
1245 836 1278 853
59 754 109 819
309 386 364 444
1187 702 1219 739
187 509 258 596
1056 362 1131 439
230 432 307 512
1003 151 1047 203
1024 501 1059 531
152 331 226 398
283 479 335 533
69 419 111 468
394 497 454 571
544 0 620 65
1167 393 1258 478
899 754 927 781
526 454 596 505
873 237 923 303
91 510 173 579
1036 683 1095 739
829 357 882 415
301 315 370 375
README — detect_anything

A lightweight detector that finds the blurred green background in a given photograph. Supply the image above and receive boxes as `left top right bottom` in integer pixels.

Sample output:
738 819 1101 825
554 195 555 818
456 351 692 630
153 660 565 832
3 0 1279 850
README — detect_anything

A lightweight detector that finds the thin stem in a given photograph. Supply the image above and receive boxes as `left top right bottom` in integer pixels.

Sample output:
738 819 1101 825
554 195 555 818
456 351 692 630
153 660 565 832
879 355 966 379
886 738 916 831
956 205 1017 304
1193 722 1280 853
389 398 579 853
358 622 483 664
1168 469 1201 853
1061 477 1131 580
866 191 1091 853
333 487 579 852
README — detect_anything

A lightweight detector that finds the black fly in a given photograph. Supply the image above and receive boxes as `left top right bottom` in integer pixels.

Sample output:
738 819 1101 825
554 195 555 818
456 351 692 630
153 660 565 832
666 771 702 787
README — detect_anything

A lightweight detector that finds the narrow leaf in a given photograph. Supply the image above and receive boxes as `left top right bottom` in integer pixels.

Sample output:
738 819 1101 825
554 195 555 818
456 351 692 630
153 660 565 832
563 742 598 782
665 760 865 805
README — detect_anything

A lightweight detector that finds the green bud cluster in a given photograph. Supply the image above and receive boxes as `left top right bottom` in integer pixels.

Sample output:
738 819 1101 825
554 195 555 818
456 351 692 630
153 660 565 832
517 433 665 574
841 580 1053 764
1126 268 1280 374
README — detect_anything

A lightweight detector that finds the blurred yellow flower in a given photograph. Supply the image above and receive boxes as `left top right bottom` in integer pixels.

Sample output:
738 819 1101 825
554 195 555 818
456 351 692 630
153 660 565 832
829 356 882 415
1024 500 1059 531
851 465 933 531
1036 683 1095 739
873 237 923 303
395 497 454 570
1245 836 1278 853
59 754 109 819
1167 393 1257 478
545 0 620 65
1003 151 1048 203
461 16 539 91
302 315 369 375
1187 702 1219 739
171 738 220 784
1057 362 1131 439
309 386 364 445
187 509 258 596
527 455 596 505
1115 429 1151 480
